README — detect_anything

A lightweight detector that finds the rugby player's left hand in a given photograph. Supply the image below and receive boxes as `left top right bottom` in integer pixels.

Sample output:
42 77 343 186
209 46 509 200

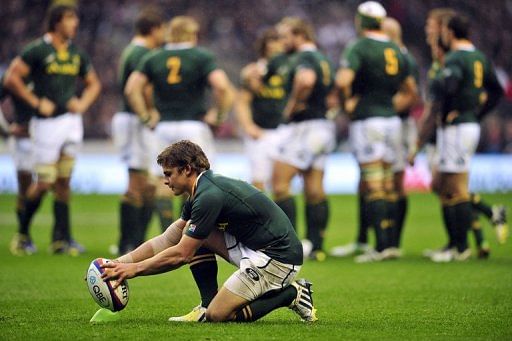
100 262 138 289
66 96 87 114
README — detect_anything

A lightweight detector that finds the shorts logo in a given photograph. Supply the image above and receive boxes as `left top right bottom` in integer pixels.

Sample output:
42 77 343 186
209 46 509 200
188 224 197 233
245 268 260 281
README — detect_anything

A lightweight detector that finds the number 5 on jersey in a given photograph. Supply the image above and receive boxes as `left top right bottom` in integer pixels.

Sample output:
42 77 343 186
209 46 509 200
167 56 182 84
384 48 398 76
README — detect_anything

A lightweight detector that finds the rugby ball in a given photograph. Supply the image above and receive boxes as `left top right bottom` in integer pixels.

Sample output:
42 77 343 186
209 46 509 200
85 258 129 312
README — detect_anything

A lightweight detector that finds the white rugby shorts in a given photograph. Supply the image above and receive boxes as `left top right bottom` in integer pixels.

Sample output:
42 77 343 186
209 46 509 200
8 136 33 172
111 112 157 170
273 119 336 171
223 233 300 301
151 120 215 176
29 113 83 165
437 123 480 173
243 128 280 186
349 116 402 165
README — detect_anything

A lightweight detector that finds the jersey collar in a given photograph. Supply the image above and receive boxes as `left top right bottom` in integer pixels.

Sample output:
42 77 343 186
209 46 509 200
298 43 317 52
165 42 194 50
191 170 207 198
364 32 390 42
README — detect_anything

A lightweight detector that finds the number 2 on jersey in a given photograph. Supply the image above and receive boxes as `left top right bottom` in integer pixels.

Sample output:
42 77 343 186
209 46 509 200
384 48 398 75
167 57 182 84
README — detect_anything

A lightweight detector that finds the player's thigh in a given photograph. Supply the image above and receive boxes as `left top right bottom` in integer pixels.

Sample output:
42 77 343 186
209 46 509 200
221 240 300 305
202 229 230 262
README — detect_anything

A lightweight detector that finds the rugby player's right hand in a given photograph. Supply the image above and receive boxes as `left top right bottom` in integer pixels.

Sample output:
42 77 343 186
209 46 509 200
38 97 56 117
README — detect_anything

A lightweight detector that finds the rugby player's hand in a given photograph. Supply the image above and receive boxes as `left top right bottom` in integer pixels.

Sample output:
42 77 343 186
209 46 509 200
244 123 264 139
344 96 359 115
147 108 160 129
66 96 87 114
9 123 29 138
100 261 137 289
445 110 459 124
38 97 56 117
407 144 418 166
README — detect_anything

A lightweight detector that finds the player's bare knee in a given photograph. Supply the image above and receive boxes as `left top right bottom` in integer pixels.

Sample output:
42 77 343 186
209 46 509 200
205 309 230 322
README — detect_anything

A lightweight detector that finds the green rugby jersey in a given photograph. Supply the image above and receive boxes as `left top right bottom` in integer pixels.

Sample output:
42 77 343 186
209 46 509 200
340 36 409 120
439 47 501 125
285 48 334 122
247 54 288 129
137 44 217 121
118 43 151 113
20 35 92 118
181 170 303 265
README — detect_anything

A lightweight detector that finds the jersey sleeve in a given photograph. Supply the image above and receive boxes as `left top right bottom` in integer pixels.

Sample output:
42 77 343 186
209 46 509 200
78 51 92 78
135 52 154 79
201 50 218 77
184 191 224 240
339 42 361 72
20 41 40 70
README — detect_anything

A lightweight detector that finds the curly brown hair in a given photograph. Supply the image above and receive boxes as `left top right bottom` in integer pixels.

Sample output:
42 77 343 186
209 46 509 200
157 140 210 174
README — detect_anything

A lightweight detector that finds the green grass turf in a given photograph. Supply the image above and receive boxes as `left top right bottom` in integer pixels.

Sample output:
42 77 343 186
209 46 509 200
0 193 511 340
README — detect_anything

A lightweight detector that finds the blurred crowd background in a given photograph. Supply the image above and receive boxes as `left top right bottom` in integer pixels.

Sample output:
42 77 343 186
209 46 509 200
1 0 512 153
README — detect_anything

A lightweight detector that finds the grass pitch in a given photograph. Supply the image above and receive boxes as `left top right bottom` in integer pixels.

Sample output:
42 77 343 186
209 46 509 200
0 193 511 340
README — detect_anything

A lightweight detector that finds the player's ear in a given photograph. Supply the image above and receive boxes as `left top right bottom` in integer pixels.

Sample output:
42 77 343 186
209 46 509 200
184 164 193 176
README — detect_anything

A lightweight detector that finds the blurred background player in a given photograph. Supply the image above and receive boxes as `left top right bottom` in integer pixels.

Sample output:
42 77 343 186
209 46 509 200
235 28 287 191
124 15 235 321
272 17 336 261
5 4 101 255
333 1 417 263
381 17 420 256
111 8 165 255
1 75 36 255
419 9 508 261
412 13 504 262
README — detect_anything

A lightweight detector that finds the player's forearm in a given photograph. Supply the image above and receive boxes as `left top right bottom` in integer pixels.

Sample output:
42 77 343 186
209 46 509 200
78 80 101 113
135 246 190 276
127 89 150 121
214 84 235 121
234 91 256 132
416 101 439 150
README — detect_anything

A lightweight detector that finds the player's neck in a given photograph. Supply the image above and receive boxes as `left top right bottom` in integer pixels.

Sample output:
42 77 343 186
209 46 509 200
132 36 155 49
46 32 70 50
297 42 316 51
363 30 389 41
452 39 474 51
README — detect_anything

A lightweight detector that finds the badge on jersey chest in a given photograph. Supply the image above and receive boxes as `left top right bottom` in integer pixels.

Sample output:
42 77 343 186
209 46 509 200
217 222 228 231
